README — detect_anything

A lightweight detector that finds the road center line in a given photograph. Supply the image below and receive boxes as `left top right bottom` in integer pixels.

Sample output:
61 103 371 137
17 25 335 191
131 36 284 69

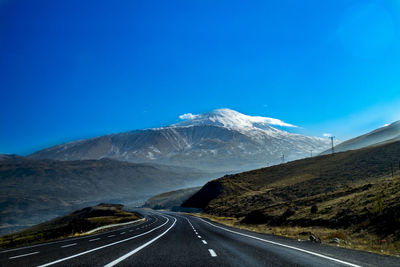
89 238 100 242
208 249 217 257
61 243 77 248
197 218 361 267
108 235 115 238
197 235 202 238
202 240 207 244
104 216 177 267
9 251 39 259
37 215 170 267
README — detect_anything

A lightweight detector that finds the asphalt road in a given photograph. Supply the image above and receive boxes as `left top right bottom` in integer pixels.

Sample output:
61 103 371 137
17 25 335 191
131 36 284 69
1 210 399 267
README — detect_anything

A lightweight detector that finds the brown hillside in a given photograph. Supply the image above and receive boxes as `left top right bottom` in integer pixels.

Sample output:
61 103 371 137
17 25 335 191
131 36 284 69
183 141 400 254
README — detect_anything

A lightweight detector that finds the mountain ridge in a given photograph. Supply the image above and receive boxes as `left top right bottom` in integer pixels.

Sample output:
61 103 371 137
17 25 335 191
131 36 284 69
29 109 332 172
321 120 400 154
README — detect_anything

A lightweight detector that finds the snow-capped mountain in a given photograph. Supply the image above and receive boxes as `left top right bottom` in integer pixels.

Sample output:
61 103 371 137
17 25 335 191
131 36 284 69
29 109 332 172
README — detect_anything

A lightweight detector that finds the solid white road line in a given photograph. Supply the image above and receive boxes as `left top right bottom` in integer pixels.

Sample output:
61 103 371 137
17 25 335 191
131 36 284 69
89 238 100 242
61 243 77 248
37 215 170 267
9 251 39 259
197 218 361 267
208 249 217 257
104 216 177 267
202 240 208 244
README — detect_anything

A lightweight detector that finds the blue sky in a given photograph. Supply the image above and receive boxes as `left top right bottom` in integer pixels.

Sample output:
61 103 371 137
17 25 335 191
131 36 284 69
1 0 400 155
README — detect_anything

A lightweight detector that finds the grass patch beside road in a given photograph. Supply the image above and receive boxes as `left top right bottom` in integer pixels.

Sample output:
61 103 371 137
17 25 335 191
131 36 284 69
0 203 140 249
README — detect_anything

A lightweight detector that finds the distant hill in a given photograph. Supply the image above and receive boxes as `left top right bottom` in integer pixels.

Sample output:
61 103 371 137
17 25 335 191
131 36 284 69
0 157 215 234
321 120 400 154
0 154 24 160
143 187 201 210
29 109 331 172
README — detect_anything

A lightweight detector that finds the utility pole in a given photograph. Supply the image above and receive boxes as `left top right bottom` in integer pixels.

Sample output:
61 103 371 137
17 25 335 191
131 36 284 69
391 163 394 178
310 150 313 157
281 154 285 164
330 136 335 154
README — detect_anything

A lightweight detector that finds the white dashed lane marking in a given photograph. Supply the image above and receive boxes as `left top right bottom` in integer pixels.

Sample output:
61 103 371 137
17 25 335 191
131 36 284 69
197 217 361 267
9 251 39 259
185 217 217 258
61 243 77 248
208 249 217 257
89 238 100 242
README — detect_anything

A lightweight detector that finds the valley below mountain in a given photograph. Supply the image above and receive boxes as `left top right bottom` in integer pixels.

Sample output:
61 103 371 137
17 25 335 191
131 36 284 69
0 156 216 234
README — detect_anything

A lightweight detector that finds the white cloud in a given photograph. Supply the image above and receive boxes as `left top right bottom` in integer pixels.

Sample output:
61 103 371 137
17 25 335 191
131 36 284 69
257 117 297 128
179 113 199 120
322 133 332 137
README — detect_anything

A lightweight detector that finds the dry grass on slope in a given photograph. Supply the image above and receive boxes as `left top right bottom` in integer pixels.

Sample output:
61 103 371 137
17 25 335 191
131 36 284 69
184 141 400 256
201 141 400 217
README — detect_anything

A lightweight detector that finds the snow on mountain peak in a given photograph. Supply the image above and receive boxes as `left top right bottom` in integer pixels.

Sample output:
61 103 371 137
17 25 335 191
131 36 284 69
175 108 297 131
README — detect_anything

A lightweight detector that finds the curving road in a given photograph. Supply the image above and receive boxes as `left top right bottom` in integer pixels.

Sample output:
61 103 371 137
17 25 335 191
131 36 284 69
1 210 399 267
